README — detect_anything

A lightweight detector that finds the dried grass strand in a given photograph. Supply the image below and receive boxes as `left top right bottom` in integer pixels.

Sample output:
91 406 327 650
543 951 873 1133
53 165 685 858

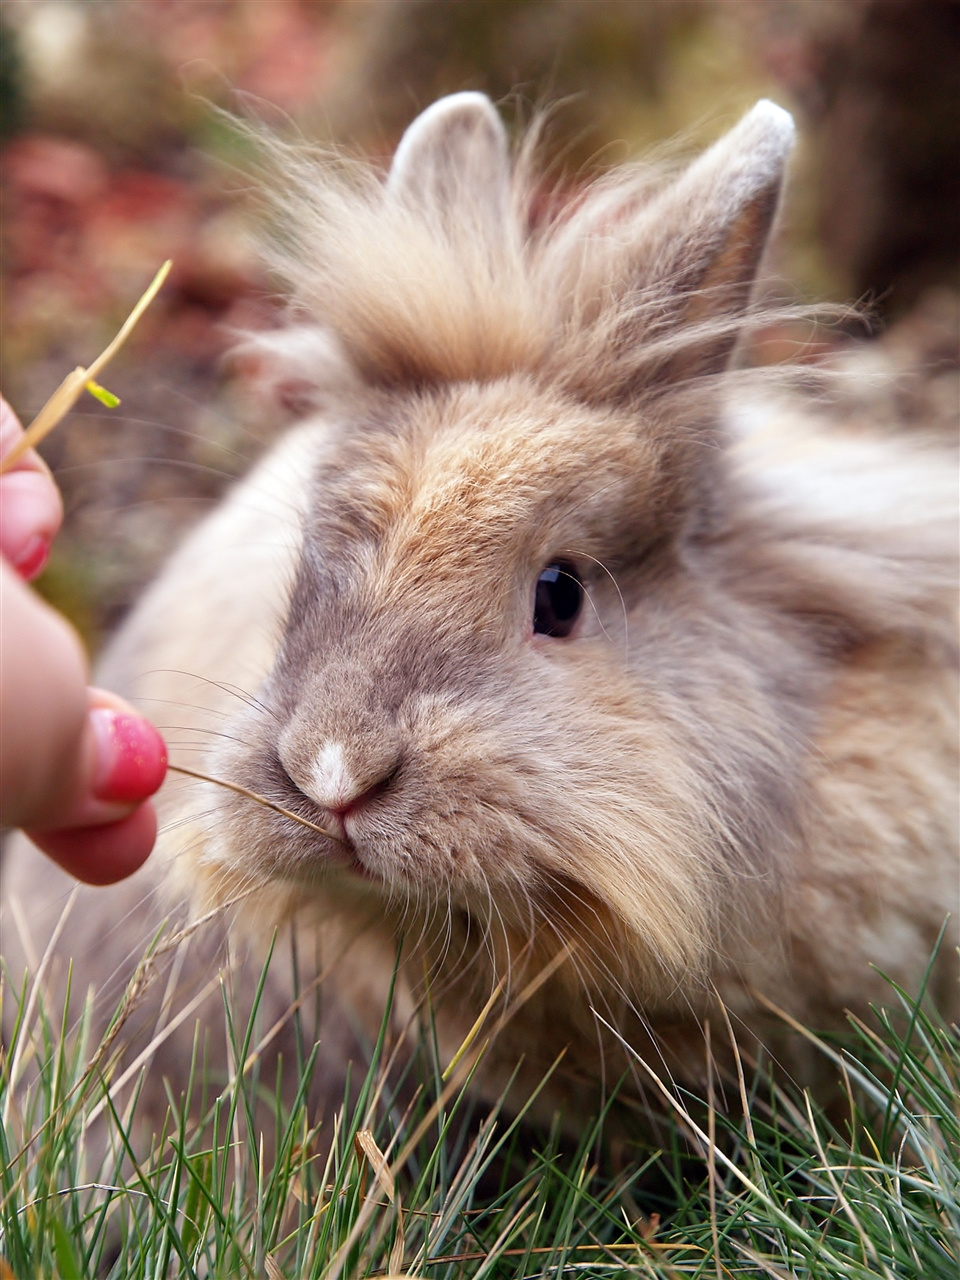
168 762 345 844
0 260 172 474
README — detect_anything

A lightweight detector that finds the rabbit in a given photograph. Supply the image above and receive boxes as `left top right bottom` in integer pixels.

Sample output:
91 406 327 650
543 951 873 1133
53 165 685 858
3 93 957 1137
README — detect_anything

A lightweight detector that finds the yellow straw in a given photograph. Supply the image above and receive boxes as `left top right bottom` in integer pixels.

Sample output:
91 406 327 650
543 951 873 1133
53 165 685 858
0 260 173 475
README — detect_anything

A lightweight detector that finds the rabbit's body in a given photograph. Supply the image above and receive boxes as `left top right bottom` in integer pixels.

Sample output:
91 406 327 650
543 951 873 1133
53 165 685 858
3 95 956 1129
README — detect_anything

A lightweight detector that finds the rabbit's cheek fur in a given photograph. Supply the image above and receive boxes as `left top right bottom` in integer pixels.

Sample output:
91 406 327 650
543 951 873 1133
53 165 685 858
197 550 812 997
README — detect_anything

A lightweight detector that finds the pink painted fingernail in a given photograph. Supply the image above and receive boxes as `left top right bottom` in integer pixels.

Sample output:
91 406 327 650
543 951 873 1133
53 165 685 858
13 534 50 581
90 709 168 803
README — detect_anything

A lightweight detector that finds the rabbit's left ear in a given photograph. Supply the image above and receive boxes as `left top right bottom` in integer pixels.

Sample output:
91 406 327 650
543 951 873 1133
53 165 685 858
387 92 512 232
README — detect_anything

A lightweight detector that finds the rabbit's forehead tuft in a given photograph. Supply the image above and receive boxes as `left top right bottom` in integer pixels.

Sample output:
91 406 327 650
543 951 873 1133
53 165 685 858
412 387 671 543
312 377 688 570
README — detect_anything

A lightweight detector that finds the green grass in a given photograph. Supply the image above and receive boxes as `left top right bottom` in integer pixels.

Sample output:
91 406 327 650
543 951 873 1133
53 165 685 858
1 942 957 1279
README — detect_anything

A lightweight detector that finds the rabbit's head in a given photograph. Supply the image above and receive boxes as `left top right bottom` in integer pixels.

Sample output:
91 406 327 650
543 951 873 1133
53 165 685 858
204 95 809 1002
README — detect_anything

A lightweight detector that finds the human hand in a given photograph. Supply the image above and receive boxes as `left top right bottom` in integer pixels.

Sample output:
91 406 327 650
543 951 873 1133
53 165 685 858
0 397 167 884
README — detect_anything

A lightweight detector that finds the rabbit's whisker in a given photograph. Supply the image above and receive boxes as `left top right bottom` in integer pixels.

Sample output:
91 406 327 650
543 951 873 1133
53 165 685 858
150 674 280 722
167 764 346 844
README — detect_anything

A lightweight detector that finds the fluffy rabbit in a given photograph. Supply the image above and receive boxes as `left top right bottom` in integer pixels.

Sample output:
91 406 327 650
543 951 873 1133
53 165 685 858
3 94 957 1130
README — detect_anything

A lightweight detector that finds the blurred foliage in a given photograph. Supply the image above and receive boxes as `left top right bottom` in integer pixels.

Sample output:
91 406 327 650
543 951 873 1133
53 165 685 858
0 16 26 144
323 0 763 157
810 0 960 313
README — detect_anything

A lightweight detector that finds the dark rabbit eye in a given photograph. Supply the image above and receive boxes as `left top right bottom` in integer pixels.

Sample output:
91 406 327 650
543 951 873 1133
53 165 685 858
533 562 583 638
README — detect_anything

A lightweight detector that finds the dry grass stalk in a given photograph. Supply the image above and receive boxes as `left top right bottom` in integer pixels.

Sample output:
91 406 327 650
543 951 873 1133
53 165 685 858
0 260 172 475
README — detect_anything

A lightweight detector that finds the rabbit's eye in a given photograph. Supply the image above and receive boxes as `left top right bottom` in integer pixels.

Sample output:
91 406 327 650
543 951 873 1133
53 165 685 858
533 562 583 638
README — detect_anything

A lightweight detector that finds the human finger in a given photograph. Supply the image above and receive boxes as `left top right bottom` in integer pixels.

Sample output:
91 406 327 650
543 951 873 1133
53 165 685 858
0 565 167 832
0 396 63 578
27 802 158 886
0 558 90 829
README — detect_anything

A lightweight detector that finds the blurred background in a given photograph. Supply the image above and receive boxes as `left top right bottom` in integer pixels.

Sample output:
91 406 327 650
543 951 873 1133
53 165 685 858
1 0 957 645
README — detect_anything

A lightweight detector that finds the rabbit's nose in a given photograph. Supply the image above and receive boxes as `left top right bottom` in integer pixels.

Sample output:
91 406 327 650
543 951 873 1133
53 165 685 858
291 737 400 817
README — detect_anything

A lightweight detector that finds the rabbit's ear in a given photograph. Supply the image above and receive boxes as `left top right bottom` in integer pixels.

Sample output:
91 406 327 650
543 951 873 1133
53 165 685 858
634 100 794 379
556 101 796 395
387 92 511 230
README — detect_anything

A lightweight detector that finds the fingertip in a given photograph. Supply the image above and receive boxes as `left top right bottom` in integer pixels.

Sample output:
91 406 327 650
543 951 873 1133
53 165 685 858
0 468 63 574
90 708 168 804
29 803 158 886
15 534 52 581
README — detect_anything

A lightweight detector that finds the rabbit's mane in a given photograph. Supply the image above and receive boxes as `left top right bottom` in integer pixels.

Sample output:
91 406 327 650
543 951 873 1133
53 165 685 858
258 122 782 403
725 383 958 657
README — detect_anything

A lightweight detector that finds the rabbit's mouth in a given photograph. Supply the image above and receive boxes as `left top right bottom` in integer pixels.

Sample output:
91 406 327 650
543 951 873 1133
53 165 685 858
320 809 349 845
318 812 384 884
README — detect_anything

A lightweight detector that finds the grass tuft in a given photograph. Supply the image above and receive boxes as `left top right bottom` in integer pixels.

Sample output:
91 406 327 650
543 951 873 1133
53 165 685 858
1 942 957 1278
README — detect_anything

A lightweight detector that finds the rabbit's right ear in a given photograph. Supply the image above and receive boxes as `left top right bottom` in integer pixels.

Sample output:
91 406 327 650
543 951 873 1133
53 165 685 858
551 101 796 397
387 92 512 234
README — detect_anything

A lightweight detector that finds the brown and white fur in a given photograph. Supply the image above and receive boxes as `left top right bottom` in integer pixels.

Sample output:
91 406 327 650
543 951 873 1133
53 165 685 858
3 94 957 1130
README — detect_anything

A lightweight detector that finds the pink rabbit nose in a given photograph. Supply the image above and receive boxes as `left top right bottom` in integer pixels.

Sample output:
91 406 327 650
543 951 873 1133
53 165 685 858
325 785 382 820
306 740 398 819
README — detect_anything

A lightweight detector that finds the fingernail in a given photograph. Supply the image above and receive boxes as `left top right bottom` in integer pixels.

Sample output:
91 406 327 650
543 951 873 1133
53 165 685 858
90 709 168 803
13 534 50 581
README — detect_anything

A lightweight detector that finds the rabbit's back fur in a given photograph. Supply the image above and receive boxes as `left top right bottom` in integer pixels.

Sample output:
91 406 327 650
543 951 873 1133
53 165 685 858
3 94 956 1127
